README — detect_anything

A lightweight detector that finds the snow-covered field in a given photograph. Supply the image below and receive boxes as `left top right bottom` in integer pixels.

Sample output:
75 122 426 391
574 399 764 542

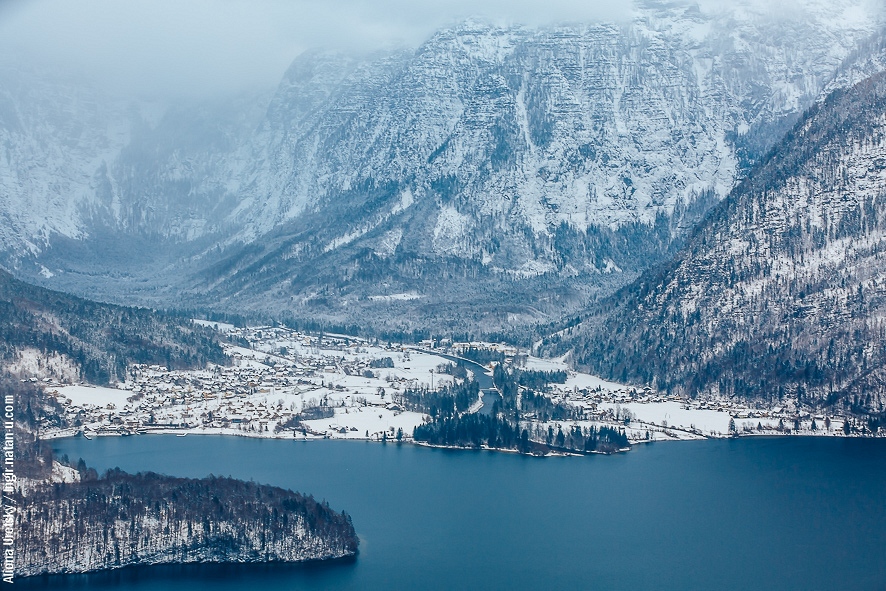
38 328 854 446
55 385 130 408
192 319 236 331
302 406 427 440
607 401 736 435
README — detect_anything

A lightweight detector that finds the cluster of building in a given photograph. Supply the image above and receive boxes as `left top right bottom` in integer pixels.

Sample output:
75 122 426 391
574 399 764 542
38 326 859 442
46 328 443 438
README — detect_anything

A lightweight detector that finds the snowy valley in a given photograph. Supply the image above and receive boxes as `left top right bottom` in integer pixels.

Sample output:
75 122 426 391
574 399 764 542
35 324 859 451
6 0 886 586
1 1 884 334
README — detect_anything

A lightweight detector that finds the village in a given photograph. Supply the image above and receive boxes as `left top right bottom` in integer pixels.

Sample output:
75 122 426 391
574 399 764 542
35 324 854 444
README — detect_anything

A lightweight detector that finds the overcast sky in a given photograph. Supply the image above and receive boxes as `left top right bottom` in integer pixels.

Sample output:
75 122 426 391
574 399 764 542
0 0 635 100
0 0 878 100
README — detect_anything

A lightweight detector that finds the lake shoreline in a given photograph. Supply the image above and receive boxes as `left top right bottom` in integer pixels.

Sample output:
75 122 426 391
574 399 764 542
14 551 359 584
39 435 886 591
41 424 881 456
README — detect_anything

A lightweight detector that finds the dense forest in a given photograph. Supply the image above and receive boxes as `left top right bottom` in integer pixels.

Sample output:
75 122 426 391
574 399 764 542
16 472 357 577
554 72 886 418
3 379 358 578
1 376 66 481
401 360 629 454
0 270 228 384
413 415 628 454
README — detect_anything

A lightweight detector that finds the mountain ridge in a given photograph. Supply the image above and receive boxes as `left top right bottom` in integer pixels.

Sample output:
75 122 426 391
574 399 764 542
1 1 884 333
556 70 886 417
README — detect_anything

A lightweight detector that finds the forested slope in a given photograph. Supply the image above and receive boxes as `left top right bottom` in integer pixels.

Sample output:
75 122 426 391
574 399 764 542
3 380 358 578
0 269 227 384
558 72 886 417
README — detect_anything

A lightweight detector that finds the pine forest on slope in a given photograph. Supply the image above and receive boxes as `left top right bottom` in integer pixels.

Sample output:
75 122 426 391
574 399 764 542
556 71 886 417
0 269 227 385
0 1 882 334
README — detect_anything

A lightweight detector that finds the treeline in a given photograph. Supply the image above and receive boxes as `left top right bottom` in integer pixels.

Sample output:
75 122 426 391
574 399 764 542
521 390 579 422
277 404 336 432
16 471 358 577
458 346 506 365
413 413 526 451
556 72 886 418
6 382 358 578
435 361 469 380
496 364 579 422
406 369 629 455
412 409 628 454
394 380 479 420
0 376 66 480
518 369 567 390
0 270 228 384
528 423 629 454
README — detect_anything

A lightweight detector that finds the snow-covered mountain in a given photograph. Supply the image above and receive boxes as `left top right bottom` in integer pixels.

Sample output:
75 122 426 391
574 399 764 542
222 0 880 250
0 65 135 255
558 69 886 416
1 0 883 331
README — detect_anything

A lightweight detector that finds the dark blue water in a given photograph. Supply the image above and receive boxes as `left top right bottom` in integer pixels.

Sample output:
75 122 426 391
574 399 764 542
26 436 886 590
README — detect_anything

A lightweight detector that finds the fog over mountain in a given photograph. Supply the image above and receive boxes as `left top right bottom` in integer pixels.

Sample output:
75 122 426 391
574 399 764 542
9 3 886 585
0 0 637 99
1 0 878 98
0 0 884 336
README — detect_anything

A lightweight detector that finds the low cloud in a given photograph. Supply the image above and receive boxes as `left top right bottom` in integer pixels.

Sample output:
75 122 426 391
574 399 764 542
0 0 879 100
0 0 633 99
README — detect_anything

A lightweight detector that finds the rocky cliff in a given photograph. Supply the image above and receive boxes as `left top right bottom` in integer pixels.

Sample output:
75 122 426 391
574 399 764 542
558 70 886 417
1 1 883 333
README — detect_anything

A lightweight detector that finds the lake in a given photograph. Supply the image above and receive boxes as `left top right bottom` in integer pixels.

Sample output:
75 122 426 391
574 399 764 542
23 436 886 590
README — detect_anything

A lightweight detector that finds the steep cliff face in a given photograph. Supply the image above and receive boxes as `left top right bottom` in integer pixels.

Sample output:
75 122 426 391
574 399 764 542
1 1 883 330
560 71 886 416
186 3 865 233
219 1 881 264
821 26 886 99
182 2 883 331
0 65 134 254
15 473 358 577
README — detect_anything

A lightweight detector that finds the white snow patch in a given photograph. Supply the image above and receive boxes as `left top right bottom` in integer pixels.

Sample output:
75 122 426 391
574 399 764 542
564 373 626 392
512 259 556 278
368 292 424 302
391 188 414 214
55 385 130 408
603 401 733 435
303 407 427 440
51 461 81 484
192 319 236 332
522 355 569 372
432 206 471 255
4 348 79 382
601 259 621 274
323 226 369 253
374 228 403 258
